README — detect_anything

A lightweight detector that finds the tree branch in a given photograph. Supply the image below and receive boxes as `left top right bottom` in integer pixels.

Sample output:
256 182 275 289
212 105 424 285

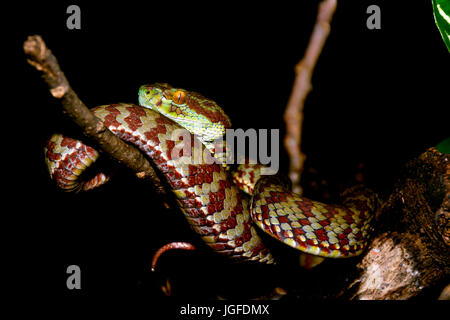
284 0 337 194
24 35 167 197
341 147 450 299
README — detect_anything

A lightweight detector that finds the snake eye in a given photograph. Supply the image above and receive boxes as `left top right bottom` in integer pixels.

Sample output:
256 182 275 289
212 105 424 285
172 90 186 104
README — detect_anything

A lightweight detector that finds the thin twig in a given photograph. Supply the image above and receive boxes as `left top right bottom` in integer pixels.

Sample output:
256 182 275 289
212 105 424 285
284 0 337 194
24 35 167 197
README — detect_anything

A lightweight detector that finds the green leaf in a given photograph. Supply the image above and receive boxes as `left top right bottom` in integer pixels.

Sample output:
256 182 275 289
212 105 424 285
436 137 450 153
432 0 450 52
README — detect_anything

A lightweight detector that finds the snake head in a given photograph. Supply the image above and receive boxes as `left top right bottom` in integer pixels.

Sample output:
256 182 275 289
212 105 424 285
138 83 188 117
138 83 232 144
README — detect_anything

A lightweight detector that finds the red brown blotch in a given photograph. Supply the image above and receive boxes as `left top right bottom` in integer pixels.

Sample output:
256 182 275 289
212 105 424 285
217 190 225 201
215 201 224 212
209 192 217 204
344 215 355 224
261 205 269 214
60 137 77 148
270 225 279 235
204 173 213 184
164 140 175 160
315 229 328 242
300 219 310 226
189 165 197 175
124 106 146 131
143 124 168 145
103 106 122 128
278 216 289 223
195 173 204 185
207 204 216 214
319 220 330 227
250 242 265 256
187 176 196 187
319 246 331 254
303 210 315 218
225 217 237 229
46 142 61 161
242 229 252 242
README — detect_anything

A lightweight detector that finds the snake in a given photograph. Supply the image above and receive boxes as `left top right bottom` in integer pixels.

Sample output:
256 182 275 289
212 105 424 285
44 83 380 266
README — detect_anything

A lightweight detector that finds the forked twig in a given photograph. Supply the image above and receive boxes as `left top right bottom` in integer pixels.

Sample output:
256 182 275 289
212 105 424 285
24 35 167 197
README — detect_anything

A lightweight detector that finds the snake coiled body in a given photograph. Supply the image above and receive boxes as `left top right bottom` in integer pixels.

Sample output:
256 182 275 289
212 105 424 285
45 84 380 263
251 178 378 257
45 103 274 263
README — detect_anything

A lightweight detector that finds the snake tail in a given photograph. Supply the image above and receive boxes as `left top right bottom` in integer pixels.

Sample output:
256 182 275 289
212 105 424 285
151 242 196 272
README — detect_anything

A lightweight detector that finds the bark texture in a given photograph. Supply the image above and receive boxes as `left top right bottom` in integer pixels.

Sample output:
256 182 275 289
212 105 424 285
342 148 449 299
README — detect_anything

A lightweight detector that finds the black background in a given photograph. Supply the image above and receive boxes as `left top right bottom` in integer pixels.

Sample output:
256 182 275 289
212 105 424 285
8 0 449 304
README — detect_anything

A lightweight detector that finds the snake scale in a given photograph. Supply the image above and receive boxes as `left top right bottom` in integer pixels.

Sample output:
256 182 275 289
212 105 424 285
44 83 380 265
